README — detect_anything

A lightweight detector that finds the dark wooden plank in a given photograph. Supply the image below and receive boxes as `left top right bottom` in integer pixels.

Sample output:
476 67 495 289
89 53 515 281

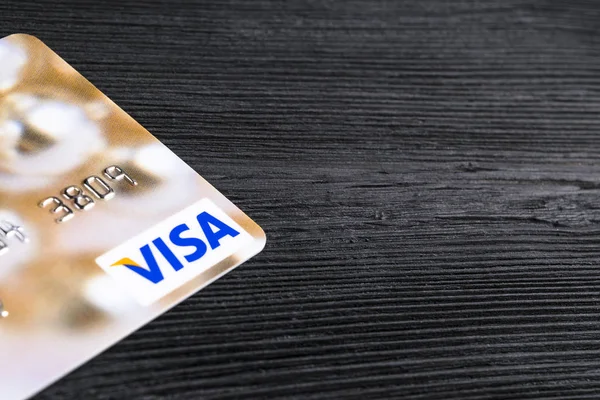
4 0 600 398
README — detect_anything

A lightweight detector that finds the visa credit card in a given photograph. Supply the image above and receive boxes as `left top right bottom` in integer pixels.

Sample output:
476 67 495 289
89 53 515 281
0 34 266 400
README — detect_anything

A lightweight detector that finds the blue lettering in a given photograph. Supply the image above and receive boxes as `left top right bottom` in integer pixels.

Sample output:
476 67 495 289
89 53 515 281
152 237 185 271
122 244 165 284
122 213 240 283
197 212 240 249
169 223 208 262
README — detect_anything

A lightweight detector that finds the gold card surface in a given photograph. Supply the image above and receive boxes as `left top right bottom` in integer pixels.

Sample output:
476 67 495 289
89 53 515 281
0 34 266 400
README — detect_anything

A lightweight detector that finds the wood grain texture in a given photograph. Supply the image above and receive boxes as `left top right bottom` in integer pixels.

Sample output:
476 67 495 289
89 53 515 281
4 0 600 398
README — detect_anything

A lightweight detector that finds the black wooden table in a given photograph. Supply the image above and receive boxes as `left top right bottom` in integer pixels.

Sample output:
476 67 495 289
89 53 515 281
4 1 600 399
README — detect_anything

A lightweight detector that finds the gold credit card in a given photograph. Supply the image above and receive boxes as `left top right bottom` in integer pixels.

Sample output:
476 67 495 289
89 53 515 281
0 34 266 400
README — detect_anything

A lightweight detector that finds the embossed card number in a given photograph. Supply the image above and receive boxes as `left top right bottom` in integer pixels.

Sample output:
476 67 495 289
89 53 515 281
0 220 27 256
39 165 137 223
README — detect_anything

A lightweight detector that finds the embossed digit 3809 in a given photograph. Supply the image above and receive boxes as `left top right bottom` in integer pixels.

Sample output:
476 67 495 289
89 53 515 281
39 165 136 223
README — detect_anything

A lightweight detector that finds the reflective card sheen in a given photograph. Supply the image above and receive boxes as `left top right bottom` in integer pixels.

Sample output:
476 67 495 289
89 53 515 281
0 34 266 400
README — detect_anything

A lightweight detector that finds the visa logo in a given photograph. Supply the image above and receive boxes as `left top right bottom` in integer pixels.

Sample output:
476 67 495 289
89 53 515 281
96 199 255 305
111 211 240 284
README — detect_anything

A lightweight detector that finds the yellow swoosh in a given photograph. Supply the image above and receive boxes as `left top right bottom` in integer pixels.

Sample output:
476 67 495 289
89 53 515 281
111 257 141 268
